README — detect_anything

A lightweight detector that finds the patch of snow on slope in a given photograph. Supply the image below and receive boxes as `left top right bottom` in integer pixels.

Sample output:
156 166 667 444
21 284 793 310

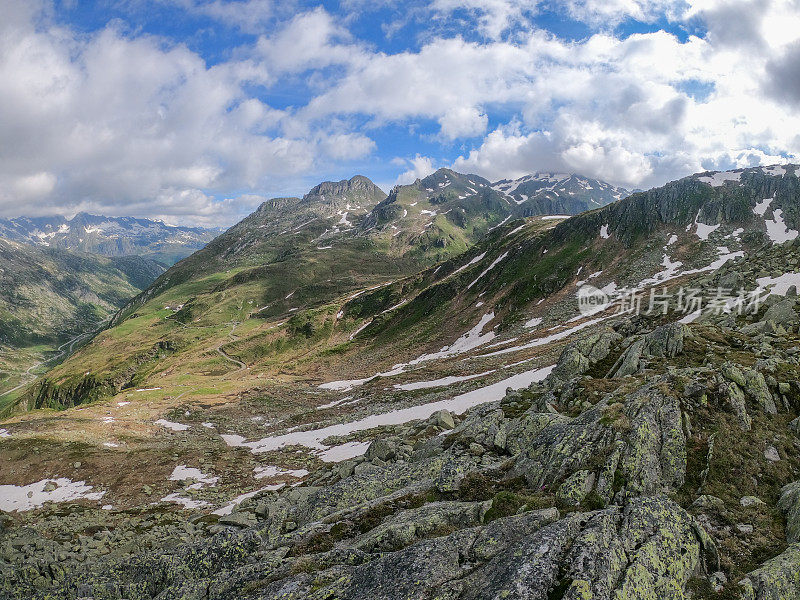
487 215 511 232
394 370 495 391
693 213 720 240
320 313 497 391
160 494 210 509
169 465 218 489
319 442 371 463
212 485 285 516
638 253 684 286
0 479 105 512
254 466 309 480
756 272 800 297
452 252 487 276
155 419 191 432
525 317 543 328
697 171 742 187
765 208 799 243
600 224 610 239
754 197 773 216
467 252 509 289
479 316 611 358
762 165 788 177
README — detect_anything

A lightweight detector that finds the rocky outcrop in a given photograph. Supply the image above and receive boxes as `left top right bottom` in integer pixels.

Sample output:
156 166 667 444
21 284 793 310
512 380 686 500
607 323 688 377
550 330 622 382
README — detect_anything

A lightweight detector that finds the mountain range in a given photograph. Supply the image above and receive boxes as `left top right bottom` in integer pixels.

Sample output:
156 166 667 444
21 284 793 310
2 165 800 599
0 213 221 265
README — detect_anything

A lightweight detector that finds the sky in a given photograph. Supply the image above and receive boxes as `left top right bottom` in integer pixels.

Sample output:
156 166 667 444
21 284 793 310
1 0 800 227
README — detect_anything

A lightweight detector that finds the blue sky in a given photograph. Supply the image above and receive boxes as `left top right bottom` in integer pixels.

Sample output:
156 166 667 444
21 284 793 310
1 0 799 225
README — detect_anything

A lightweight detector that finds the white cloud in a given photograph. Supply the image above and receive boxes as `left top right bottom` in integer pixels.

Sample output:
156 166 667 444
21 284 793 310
431 0 536 39
395 155 437 185
254 7 364 73
0 1 374 225
12 172 57 199
438 106 488 139
3 0 800 225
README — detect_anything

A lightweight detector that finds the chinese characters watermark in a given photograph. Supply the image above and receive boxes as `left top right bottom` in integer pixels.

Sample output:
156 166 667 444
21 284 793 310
577 285 763 317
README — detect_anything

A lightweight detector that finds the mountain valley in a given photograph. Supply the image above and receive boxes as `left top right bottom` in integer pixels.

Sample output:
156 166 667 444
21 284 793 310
2 165 800 599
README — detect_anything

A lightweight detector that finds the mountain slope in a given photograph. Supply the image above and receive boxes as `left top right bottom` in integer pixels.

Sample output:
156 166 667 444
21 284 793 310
17 165 787 414
0 213 220 265
2 166 800 599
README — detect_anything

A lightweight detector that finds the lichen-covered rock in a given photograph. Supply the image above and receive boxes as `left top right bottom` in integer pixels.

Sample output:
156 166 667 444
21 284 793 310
744 369 778 415
431 409 455 430
727 381 753 430
739 544 800 600
608 323 688 377
779 481 800 544
761 299 797 329
514 381 686 498
365 437 398 462
436 455 477 493
551 330 622 381
350 501 491 554
722 361 747 388
255 496 712 600
556 470 596 506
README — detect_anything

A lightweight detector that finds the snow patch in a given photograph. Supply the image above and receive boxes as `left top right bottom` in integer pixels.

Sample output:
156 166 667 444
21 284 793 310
467 252 509 289
524 317 543 329
693 213 720 240
254 466 309 480
394 370 495 391
765 208 799 243
155 419 191 432
697 171 742 187
452 252 487 276
0 479 105 512
169 465 218 489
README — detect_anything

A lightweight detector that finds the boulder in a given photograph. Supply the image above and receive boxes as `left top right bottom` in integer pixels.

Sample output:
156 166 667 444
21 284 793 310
739 544 800 600
550 330 622 381
778 480 800 544
761 299 797 329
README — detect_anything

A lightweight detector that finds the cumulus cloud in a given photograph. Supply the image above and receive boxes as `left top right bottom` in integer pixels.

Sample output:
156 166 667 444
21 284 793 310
3 0 800 225
394 155 437 185
0 1 376 225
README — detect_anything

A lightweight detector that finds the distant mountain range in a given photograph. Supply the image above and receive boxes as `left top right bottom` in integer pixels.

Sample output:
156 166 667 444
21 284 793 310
491 171 628 214
0 213 222 265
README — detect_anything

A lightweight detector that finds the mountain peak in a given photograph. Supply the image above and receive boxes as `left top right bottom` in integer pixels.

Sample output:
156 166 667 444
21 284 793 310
305 175 385 200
